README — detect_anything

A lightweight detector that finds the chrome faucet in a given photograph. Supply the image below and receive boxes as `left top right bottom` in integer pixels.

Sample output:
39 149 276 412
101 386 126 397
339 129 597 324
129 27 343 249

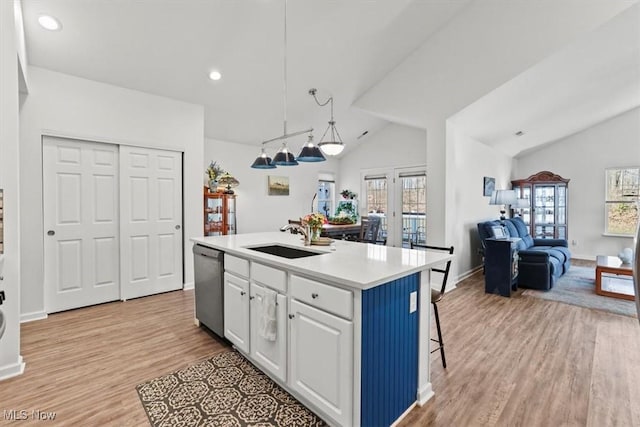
280 223 311 245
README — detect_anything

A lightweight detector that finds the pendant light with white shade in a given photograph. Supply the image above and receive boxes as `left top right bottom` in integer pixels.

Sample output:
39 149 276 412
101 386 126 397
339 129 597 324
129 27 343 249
309 88 345 156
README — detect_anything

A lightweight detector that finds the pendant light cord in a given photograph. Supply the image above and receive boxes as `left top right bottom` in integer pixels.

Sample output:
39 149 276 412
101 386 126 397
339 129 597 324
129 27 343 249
283 0 288 137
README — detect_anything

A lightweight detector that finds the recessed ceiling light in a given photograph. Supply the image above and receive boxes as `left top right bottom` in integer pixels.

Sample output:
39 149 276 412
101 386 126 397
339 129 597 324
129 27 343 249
38 15 62 31
208 70 222 81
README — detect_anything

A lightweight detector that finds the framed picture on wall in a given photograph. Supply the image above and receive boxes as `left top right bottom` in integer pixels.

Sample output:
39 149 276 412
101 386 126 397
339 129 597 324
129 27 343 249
483 176 495 197
268 176 290 196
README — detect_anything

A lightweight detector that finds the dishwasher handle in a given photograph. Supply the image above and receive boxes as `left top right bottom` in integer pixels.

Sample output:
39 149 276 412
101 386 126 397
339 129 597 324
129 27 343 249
193 244 224 261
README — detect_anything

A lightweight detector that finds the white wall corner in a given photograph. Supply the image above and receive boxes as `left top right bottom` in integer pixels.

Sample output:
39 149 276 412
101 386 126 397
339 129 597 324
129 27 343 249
0 356 25 381
20 311 48 323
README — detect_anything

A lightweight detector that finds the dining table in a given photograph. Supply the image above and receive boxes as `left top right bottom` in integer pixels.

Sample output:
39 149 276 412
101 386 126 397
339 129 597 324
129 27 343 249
321 222 362 240
288 219 361 240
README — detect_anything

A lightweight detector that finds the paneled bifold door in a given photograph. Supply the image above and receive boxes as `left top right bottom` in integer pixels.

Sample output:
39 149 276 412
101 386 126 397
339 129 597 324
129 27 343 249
43 137 183 313
120 146 183 300
43 137 121 313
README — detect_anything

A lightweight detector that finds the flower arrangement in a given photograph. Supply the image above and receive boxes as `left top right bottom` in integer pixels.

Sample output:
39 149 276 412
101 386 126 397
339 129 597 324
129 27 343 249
206 161 225 181
301 213 327 229
340 189 356 199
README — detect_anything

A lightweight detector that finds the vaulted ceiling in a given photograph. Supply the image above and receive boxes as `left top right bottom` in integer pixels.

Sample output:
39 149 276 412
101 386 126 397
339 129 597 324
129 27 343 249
21 0 470 153
19 0 640 157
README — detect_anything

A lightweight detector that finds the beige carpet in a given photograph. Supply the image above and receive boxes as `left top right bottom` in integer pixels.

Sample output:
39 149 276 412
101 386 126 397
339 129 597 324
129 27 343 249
136 349 328 427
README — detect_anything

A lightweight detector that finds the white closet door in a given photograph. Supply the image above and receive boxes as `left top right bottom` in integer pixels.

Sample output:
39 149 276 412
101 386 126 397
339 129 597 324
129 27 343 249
43 137 120 313
120 146 183 300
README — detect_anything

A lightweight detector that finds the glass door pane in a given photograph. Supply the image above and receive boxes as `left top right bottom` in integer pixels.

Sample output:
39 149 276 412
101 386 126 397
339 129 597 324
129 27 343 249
226 196 236 234
514 185 531 225
400 175 426 248
557 185 566 225
364 177 387 242
533 185 556 239
205 196 223 236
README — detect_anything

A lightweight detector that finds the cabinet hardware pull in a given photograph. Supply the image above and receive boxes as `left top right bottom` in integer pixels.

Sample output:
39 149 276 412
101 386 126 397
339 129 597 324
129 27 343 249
175 225 181 230
311 293 319 299
240 291 246 296
249 296 255 300
47 230 55 236
288 314 295 319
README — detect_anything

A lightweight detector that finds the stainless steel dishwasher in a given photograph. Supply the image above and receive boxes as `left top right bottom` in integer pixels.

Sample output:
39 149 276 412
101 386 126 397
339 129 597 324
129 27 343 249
193 244 224 337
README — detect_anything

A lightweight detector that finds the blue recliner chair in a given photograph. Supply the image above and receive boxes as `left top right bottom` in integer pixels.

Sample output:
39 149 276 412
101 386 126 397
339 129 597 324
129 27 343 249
477 217 571 290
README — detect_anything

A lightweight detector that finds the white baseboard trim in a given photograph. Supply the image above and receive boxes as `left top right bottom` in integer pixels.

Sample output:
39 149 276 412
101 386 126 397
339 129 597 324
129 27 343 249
417 382 434 406
391 402 417 427
456 265 483 283
20 311 48 323
572 254 596 261
0 356 25 381
183 282 194 291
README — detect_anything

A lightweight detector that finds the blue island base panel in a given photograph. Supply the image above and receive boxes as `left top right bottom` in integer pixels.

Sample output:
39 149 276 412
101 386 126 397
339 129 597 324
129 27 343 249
361 273 419 426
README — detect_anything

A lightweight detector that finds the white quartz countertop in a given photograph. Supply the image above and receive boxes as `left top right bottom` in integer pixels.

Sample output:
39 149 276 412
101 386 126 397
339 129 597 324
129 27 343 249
191 232 454 290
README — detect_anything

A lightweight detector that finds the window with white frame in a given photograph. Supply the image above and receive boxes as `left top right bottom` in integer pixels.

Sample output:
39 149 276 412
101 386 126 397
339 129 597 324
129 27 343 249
317 179 335 218
605 167 639 235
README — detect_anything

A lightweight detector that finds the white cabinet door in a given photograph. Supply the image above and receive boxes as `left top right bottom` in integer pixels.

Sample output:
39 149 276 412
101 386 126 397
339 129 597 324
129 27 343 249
43 137 120 313
120 146 183 300
224 272 250 353
289 299 353 426
250 283 287 382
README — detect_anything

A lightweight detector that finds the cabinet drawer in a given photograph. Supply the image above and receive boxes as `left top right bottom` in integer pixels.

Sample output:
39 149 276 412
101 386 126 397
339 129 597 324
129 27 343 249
290 275 353 320
251 262 287 293
225 254 249 278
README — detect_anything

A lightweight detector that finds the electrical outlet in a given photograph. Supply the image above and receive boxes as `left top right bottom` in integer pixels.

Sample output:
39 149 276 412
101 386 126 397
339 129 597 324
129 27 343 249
409 291 417 313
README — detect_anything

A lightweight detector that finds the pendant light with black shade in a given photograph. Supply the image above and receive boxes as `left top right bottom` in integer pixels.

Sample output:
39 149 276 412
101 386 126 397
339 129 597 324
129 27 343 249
250 0 325 169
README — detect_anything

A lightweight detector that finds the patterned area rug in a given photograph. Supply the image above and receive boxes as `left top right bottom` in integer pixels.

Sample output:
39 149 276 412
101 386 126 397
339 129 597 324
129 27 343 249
522 266 637 318
136 350 328 427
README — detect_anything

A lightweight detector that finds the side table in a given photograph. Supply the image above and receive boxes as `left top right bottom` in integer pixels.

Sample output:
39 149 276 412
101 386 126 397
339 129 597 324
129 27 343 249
484 237 520 297
595 255 634 301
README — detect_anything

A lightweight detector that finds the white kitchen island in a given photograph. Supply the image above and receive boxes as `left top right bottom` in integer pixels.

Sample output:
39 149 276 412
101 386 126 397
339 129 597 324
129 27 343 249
191 232 454 427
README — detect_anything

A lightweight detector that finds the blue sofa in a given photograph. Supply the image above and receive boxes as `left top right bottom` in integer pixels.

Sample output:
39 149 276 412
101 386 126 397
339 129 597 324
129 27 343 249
477 217 571 290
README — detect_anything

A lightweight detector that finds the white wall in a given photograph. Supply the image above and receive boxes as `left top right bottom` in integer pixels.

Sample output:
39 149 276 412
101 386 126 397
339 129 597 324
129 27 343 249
338 123 426 200
0 0 24 380
515 107 640 259
19 66 204 319
449 124 515 281
204 138 340 233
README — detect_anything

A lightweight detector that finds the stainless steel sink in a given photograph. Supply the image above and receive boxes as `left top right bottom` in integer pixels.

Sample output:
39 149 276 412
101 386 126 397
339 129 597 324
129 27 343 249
247 244 324 259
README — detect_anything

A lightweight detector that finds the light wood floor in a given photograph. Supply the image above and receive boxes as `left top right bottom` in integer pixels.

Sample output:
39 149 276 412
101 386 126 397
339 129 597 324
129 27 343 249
1 264 639 426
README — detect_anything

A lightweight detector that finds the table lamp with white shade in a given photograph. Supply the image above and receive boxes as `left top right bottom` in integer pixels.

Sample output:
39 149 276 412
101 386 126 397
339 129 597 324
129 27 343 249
489 189 518 220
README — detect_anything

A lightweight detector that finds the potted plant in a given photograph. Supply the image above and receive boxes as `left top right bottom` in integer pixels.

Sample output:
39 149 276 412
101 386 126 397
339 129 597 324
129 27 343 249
206 161 225 192
340 189 356 200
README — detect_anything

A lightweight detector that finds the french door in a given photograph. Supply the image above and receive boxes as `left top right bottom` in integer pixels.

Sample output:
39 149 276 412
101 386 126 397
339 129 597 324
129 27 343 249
361 166 426 247
43 137 120 313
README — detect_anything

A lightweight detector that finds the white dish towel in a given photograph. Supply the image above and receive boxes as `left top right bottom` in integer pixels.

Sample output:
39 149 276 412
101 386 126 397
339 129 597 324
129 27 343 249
259 288 277 341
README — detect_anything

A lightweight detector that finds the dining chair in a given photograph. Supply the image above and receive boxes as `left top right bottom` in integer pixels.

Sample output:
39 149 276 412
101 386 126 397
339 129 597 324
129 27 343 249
358 216 382 244
410 243 454 368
